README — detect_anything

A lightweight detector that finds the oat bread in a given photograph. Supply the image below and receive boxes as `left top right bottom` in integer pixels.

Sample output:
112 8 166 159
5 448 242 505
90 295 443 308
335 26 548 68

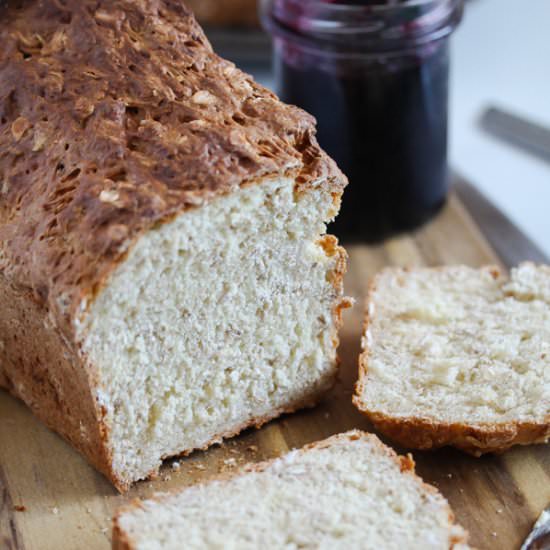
354 264 550 455
185 0 258 27
0 0 348 491
113 430 470 550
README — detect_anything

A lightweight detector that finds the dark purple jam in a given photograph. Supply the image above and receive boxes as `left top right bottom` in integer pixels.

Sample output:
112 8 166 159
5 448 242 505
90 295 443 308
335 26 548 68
263 0 462 243
277 42 449 241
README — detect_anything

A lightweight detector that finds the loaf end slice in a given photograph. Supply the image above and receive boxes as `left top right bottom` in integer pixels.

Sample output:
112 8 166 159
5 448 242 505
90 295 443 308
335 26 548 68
113 430 470 550
0 1 348 490
354 264 550 455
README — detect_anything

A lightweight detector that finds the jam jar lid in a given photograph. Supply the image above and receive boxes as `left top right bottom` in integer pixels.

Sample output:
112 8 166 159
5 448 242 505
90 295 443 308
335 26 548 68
261 0 464 54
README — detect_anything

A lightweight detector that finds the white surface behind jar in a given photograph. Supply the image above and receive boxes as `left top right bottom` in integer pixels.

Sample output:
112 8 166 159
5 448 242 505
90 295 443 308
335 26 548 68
450 0 550 257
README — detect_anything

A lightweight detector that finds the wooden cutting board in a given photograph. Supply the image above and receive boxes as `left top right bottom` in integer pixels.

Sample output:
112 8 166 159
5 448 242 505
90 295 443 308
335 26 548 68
1 180 549 550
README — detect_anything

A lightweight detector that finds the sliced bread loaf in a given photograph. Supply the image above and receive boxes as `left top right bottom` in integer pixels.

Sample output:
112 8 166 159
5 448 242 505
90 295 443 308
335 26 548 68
354 264 550 455
113 430 470 550
0 1 347 491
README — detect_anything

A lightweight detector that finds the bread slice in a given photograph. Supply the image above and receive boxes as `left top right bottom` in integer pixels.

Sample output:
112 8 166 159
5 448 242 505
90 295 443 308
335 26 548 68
113 430 470 550
0 1 348 491
354 264 550 455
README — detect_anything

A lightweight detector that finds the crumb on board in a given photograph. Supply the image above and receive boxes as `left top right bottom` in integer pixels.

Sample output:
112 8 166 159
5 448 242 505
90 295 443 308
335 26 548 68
171 461 181 470
14 505 26 512
194 464 206 471
223 458 237 467
497 508 503 514
52 507 59 515
247 445 258 453
492 532 497 538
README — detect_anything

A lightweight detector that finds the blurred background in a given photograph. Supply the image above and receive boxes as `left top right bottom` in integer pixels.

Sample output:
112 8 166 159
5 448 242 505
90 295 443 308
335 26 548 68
191 0 550 257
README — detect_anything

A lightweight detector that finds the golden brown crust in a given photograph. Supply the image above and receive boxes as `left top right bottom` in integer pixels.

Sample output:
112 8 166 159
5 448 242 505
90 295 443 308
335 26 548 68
112 430 470 550
353 266 550 456
0 0 347 492
185 0 259 27
360 411 550 456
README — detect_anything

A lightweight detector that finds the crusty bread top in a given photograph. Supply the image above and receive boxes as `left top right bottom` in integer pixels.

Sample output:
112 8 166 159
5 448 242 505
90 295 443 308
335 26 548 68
0 0 344 331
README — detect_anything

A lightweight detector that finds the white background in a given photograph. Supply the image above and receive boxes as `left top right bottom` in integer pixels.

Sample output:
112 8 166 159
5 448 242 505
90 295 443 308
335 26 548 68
450 0 550 257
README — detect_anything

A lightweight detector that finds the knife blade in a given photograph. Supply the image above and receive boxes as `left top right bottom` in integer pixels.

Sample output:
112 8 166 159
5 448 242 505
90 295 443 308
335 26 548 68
480 106 550 164
521 506 550 550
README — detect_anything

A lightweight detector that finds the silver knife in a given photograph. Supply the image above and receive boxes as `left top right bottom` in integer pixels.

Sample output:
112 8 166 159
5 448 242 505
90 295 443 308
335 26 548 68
521 506 550 550
480 106 550 164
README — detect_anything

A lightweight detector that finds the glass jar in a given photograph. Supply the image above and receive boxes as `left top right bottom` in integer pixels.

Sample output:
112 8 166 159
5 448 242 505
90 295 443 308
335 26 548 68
261 0 464 243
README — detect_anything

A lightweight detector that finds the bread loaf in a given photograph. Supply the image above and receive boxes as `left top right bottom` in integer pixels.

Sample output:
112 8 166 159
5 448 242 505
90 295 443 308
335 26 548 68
0 0 348 491
354 264 550 455
113 431 471 550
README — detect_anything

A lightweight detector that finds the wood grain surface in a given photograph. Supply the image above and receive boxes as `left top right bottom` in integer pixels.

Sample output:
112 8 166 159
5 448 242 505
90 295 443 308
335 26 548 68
1 190 549 550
